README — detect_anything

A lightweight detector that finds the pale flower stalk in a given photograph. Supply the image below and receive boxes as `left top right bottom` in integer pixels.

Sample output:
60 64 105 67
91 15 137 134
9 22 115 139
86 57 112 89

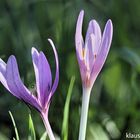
75 10 113 140
0 39 59 140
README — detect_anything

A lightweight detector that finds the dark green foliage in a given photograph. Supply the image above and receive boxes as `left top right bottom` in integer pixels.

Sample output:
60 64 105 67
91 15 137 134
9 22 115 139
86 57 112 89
0 0 140 139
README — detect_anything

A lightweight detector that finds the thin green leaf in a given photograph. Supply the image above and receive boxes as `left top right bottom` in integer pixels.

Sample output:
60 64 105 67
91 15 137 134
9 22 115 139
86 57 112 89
62 76 75 140
40 132 47 140
28 114 36 140
9 111 20 140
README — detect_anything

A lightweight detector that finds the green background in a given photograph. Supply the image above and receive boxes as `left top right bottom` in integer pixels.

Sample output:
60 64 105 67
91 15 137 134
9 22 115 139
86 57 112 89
0 0 140 139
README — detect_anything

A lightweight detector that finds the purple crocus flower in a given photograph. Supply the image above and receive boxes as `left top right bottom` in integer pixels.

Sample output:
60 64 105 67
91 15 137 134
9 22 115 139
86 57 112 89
0 39 58 140
75 10 113 90
75 10 113 140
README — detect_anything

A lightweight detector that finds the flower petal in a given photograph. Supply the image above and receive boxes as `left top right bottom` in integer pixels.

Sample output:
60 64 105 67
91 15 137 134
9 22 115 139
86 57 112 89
6 55 41 111
0 58 11 92
37 51 52 107
75 11 88 86
91 20 113 83
75 10 84 60
85 34 96 71
85 20 101 54
48 39 59 95
31 47 40 98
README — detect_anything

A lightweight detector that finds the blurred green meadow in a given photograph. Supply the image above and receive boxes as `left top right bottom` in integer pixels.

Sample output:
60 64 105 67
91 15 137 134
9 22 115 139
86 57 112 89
0 0 140 139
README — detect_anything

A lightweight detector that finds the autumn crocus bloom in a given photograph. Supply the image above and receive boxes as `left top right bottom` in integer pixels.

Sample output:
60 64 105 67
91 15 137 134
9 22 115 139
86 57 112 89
75 10 113 140
0 39 59 140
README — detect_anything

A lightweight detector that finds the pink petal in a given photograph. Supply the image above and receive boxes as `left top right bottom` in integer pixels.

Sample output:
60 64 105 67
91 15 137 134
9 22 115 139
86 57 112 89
91 20 113 84
85 33 96 71
75 10 84 60
85 20 101 55
84 20 102 74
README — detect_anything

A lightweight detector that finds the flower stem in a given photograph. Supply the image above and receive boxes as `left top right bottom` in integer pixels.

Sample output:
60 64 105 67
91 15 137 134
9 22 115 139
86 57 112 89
41 113 55 140
78 87 91 140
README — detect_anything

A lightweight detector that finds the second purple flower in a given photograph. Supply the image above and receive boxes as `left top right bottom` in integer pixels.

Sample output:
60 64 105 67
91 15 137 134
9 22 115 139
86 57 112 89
75 10 113 90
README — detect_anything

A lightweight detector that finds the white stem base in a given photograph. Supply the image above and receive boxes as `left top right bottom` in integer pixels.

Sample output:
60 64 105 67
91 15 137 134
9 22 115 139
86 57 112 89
78 88 91 140
41 113 55 140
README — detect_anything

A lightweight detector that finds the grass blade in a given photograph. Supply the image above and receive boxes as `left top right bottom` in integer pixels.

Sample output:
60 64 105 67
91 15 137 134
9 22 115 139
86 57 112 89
40 132 47 140
9 111 20 140
28 114 36 140
62 76 75 140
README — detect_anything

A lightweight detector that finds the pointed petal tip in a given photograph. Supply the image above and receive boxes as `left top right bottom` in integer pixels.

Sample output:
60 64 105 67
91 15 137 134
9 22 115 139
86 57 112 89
31 47 39 54
90 19 98 24
88 19 101 30
48 38 52 42
78 10 84 20
108 19 112 23
48 39 57 51
9 55 15 58
8 55 16 62
7 55 17 67
107 19 113 29
7 55 17 71
31 47 36 52
48 38 55 48
104 19 113 38
80 10 84 15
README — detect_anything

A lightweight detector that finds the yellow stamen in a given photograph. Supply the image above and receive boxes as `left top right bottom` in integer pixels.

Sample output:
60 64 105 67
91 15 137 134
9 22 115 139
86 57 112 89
82 48 85 57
